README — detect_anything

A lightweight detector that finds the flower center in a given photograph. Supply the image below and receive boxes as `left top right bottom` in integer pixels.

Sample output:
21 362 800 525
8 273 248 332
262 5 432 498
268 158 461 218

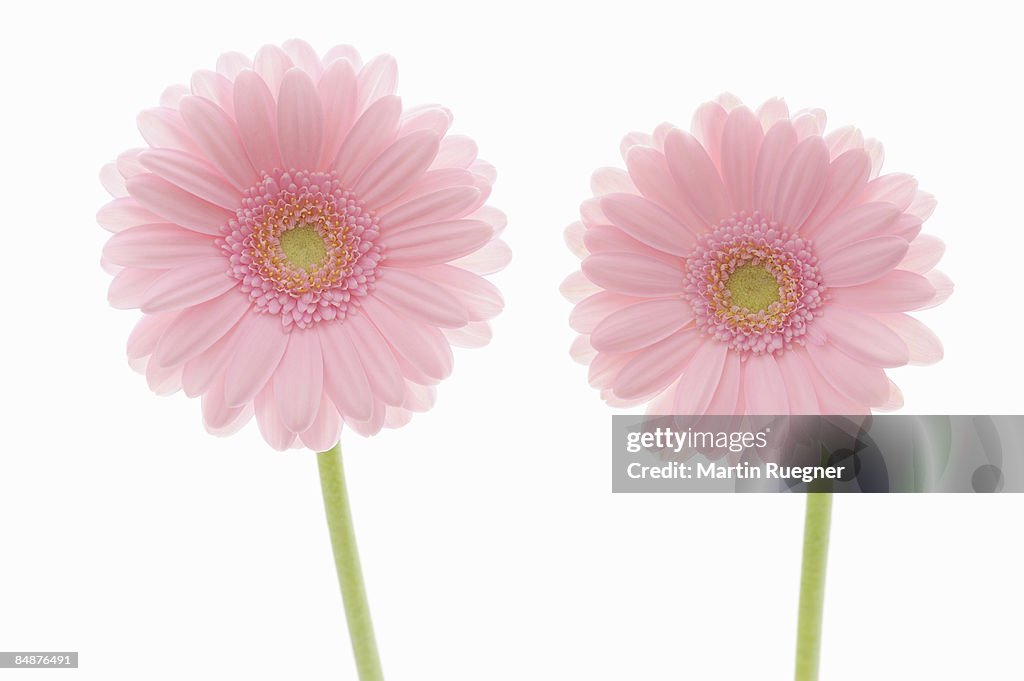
220 169 384 330
280 225 328 270
726 264 780 312
684 214 826 355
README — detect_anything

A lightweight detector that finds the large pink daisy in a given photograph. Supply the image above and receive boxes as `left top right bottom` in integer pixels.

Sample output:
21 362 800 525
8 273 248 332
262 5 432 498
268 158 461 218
99 40 509 450
564 94 950 415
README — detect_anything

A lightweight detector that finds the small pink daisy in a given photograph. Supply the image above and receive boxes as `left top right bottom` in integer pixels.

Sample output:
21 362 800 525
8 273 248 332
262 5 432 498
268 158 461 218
564 94 950 415
99 40 509 450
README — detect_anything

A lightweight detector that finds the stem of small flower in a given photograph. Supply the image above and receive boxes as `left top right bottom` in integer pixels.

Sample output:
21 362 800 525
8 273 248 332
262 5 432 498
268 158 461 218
317 443 384 681
794 492 833 681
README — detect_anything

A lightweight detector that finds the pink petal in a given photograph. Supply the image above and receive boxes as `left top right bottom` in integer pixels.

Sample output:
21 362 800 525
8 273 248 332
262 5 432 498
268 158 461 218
590 299 694 353
379 186 482 233
333 95 401 185
805 353 867 415
704 351 743 414
773 136 829 229
570 334 595 364
96 197 163 233
823 126 864 159
874 313 943 365
431 135 477 169
449 239 511 275
126 173 233 236
719 107 763 214
255 384 296 451
346 314 406 405
900 235 945 274
416 265 503 321
816 307 909 367
159 85 189 108
612 330 702 400
445 322 493 349
864 139 885 178
581 252 684 297
775 349 819 414
152 290 250 368
361 298 453 382
178 95 258 190
743 353 790 415
564 221 587 259
600 193 697 256
372 268 468 327
136 107 200 155
354 130 440 207
756 98 789 131
829 270 935 312
690 101 728 169
569 292 639 334
127 311 179 360
384 219 492 266
799 150 871 236
818 236 909 287
323 44 363 69
108 268 166 309
181 319 243 398
138 148 240 210
100 161 127 198
378 168 476 213
663 129 731 227
222 312 290 407
190 69 234 115
805 342 889 406
591 167 636 195
146 358 183 396
252 44 294 97
277 68 324 171
920 270 953 309
216 51 251 79
590 351 636 390
273 328 324 433
319 323 373 421
317 60 358 168
560 270 600 303
202 375 248 430
281 39 322 79
140 258 236 313
400 104 453 138
583 223 683 263
299 397 342 451
752 121 798 218
620 131 654 158
673 341 729 415
102 224 218 268
232 69 284 174
862 173 918 210
814 202 901 255
357 55 398 112
908 191 937 221
625 146 706 231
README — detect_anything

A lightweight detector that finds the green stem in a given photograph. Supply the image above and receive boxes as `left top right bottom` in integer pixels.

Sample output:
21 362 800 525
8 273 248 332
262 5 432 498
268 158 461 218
317 443 384 681
794 492 833 681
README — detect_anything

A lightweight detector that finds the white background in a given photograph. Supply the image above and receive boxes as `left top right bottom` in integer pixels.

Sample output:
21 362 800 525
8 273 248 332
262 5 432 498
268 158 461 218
1 0 1022 679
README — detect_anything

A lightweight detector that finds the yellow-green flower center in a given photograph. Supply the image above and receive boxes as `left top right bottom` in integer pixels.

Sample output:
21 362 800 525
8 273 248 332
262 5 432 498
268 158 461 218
726 264 780 312
280 225 328 270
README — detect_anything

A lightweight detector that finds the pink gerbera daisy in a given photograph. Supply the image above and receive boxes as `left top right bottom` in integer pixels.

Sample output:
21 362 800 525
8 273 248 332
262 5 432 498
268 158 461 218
564 94 950 415
99 40 509 450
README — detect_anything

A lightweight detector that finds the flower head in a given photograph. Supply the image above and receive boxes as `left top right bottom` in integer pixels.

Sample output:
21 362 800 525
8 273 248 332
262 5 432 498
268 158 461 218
100 40 509 450
564 95 950 415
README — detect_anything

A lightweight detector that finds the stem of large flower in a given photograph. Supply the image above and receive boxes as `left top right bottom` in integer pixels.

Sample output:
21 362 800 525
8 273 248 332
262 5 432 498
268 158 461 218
794 492 833 681
317 443 384 681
